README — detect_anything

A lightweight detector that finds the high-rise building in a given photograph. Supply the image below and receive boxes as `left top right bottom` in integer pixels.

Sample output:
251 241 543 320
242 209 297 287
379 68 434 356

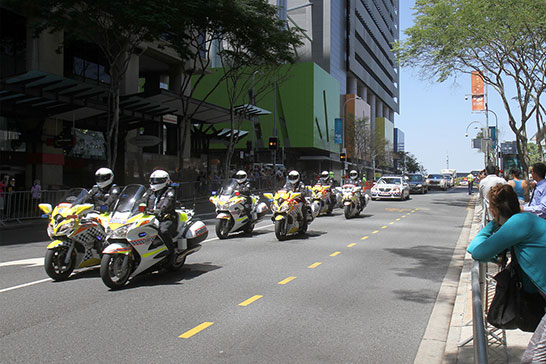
284 0 399 124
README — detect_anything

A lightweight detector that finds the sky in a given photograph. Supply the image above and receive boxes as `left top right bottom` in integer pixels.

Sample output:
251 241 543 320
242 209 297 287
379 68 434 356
395 1 538 174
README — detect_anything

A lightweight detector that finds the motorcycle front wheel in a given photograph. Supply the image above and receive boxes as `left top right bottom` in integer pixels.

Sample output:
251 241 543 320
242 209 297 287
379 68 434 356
44 247 76 281
344 205 352 219
100 254 132 290
215 219 232 239
274 219 287 241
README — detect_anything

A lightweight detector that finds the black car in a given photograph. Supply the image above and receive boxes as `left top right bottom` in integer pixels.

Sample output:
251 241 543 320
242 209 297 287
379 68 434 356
406 174 428 194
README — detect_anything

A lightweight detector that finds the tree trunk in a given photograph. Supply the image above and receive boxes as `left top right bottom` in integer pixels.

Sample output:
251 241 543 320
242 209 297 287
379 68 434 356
178 116 190 179
517 132 530 179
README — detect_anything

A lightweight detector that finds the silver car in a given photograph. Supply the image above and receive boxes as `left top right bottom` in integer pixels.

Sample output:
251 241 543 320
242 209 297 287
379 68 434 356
370 176 410 201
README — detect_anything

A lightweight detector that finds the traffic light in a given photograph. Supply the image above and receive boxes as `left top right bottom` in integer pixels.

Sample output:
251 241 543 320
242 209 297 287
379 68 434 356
268 136 278 150
340 152 346 162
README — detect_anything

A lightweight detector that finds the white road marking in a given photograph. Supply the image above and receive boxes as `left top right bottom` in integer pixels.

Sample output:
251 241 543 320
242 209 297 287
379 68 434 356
0 258 43 268
0 278 51 293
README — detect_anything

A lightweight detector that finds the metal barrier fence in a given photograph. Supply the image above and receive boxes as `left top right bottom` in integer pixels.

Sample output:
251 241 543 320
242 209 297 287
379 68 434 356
0 176 285 224
472 261 489 363
0 190 69 223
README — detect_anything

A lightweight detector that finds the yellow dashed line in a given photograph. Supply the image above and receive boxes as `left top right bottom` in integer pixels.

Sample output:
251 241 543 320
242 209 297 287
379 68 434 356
239 295 263 306
278 276 297 285
372 230 379 234
361 236 369 240
396 218 400 221
330 252 341 257
381 225 387 229
389 222 394 225
347 243 357 247
308 262 322 269
402 215 407 218
179 322 214 338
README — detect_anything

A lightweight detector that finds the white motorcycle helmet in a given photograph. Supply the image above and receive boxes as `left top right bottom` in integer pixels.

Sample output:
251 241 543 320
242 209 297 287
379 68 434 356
95 168 114 189
149 170 170 192
321 170 329 179
288 170 300 184
235 170 247 184
349 170 359 180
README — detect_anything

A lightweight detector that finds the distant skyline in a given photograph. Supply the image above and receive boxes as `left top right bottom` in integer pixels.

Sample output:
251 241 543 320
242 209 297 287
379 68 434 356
396 1 538 174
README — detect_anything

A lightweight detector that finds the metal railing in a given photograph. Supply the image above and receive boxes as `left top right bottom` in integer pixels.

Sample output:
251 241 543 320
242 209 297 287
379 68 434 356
472 261 489 363
0 190 69 223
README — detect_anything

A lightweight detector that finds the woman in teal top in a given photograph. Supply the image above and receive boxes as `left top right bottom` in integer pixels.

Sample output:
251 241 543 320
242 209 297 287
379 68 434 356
468 184 546 363
467 184 546 294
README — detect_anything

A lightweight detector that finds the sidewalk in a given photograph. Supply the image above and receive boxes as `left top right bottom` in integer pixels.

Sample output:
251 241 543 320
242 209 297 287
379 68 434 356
443 197 533 363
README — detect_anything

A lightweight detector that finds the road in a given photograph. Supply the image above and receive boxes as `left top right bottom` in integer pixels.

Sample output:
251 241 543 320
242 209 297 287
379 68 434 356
0 187 471 364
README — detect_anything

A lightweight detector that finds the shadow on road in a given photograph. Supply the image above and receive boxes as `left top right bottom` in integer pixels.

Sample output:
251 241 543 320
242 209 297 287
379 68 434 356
119 262 222 289
385 245 454 284
392 289 437 304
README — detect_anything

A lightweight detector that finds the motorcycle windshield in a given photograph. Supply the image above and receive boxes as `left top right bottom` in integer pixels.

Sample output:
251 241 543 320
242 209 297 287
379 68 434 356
58 188 88 206
112 184 146 214
218 179 238 197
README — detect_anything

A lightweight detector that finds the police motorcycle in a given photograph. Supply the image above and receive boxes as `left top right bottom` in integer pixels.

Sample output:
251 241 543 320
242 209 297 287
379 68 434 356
263 188 316 241
209 179 268 239
335 183 369 219
38 188 110 281
310 183 336 216
100 184 208 290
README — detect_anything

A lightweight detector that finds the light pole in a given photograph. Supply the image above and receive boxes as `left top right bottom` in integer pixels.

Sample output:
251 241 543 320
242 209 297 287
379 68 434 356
341 96 362 177
250 70 263 164
485 106 499 166
465 120 488 165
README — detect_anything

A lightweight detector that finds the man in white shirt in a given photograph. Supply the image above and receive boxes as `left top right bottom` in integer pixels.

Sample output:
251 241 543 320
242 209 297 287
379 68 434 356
478 165 507 226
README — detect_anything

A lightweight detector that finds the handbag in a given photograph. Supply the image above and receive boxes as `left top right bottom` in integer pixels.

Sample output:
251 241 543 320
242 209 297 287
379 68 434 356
486 248 546 332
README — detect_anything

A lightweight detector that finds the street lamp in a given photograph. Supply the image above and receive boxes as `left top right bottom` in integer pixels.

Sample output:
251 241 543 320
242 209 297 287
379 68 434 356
341 96 363 175
465 121 482 137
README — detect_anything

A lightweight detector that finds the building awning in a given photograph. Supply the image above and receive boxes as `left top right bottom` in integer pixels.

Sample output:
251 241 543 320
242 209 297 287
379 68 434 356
1 71 266 130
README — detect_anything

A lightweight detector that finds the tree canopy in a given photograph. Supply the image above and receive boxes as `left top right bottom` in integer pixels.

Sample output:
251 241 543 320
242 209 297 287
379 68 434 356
394 0 546 175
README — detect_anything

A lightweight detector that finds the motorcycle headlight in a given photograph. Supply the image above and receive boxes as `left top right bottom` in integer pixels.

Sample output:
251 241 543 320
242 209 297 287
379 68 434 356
110 223 134 239
278 203 289 213
57 220 75 235
47 224 54 238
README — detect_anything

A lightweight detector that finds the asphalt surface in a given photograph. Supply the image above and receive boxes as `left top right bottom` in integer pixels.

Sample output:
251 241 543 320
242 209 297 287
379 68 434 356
0 188 471 364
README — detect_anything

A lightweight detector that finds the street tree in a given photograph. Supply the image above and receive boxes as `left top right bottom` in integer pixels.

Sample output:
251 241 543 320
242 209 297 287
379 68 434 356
13 0 181 170
165 0 302 176
354 118 389 178
394 0 546 176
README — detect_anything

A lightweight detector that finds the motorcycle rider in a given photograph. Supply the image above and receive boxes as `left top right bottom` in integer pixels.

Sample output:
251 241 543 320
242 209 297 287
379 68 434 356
140 170 179 265
317 170 331 185
234 170 252 218
347 169 365 207
85 168 120 212
283 170 310 222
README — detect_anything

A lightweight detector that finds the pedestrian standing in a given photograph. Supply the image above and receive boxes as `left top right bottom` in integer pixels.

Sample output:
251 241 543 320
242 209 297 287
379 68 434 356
31 179 42 216
467 173 475 195
507 168 528 203
522 162 546 219
478 165 507 226
0 175 6 219
6 177 16 218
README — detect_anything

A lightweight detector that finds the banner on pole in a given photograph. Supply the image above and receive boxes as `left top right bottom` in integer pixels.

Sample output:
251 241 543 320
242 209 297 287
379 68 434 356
334 118 343 144
471 71 485 111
